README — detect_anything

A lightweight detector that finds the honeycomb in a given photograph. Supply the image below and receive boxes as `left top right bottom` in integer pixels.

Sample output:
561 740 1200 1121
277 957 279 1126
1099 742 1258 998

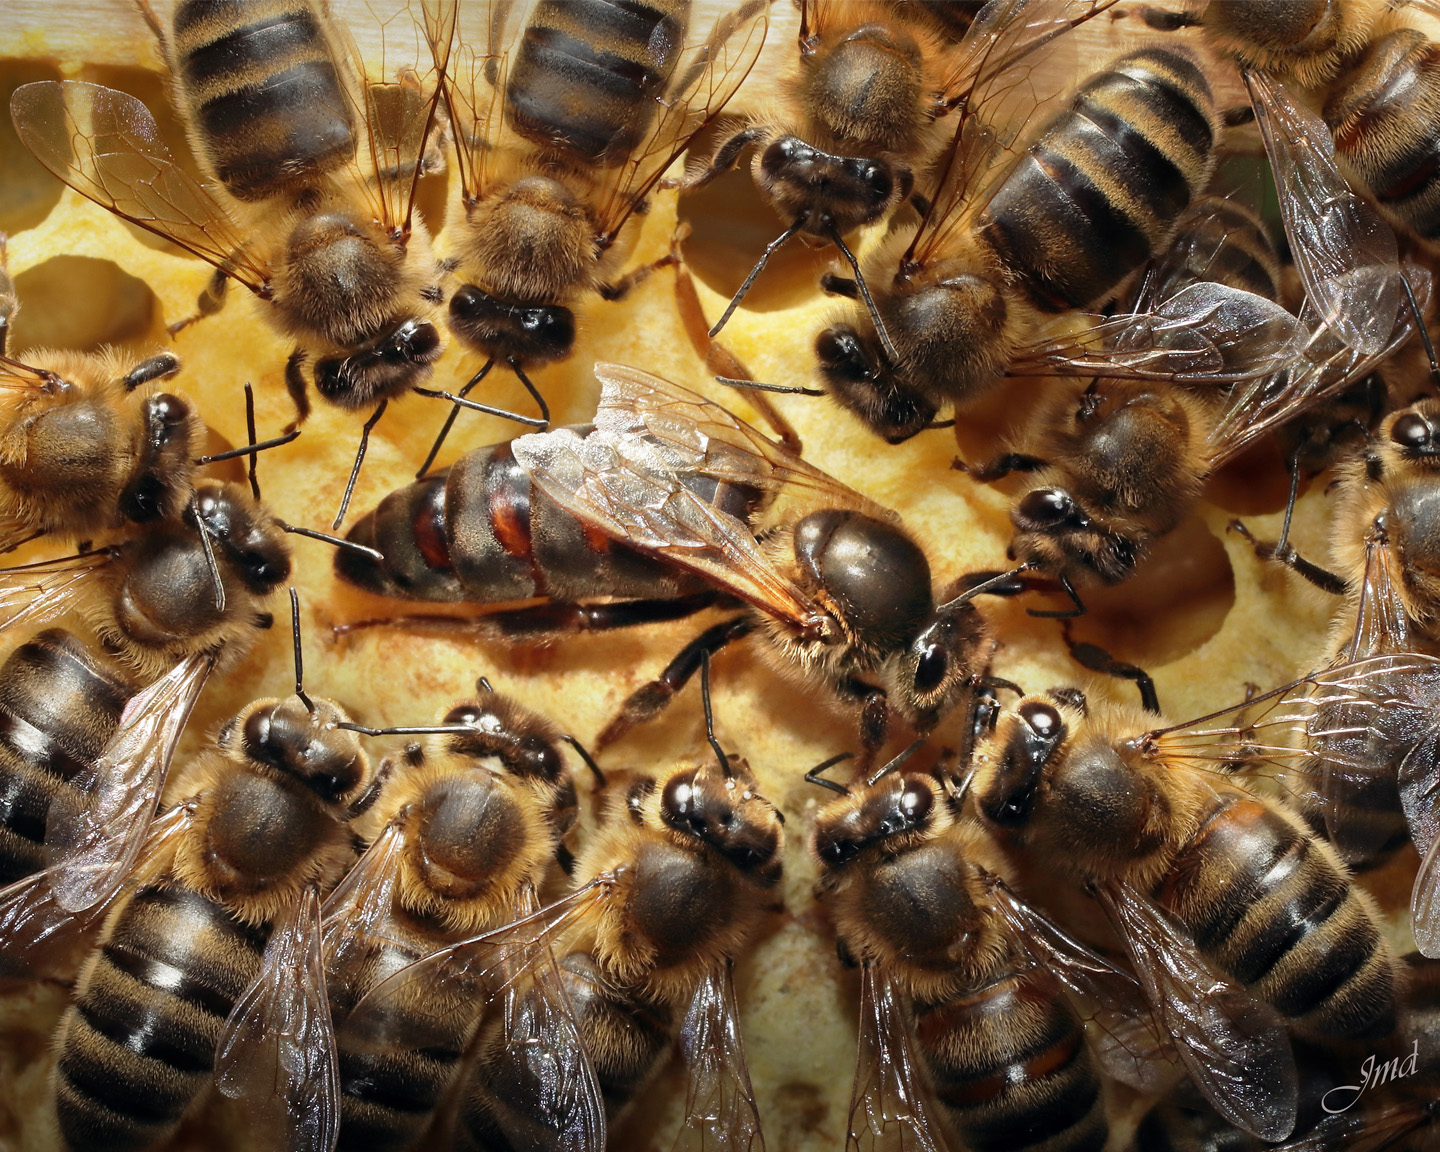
0 4 1423 1152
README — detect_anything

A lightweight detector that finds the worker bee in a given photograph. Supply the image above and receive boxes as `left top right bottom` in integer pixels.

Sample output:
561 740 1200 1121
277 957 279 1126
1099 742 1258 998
340 363 1016 760
687 0 1117 338
969 674 1411 1137
0 628 136 892
415 0 766 433
320 679 602 1152
347 726 783 1148
8 2 450 522
811 753 1175 1152
42 685 376 1152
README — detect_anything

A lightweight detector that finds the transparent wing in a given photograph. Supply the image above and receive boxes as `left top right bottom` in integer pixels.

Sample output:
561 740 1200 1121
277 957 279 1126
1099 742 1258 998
591 0 768 244
0 549 113 634
344 872 617 1058
1096 882 1298 1142
846 961 948 1152
424 0 516 207
673 960 765 1152
1205 265 1430 465
0 352 76 399
44 651 213 913
216 887 339 1152
908 0 1114 271
1244 69 1404 358
1412 832 1440 959
987 880 1178 1094
320 812 409 1022
0 798 194 981
482 886 606 1152
9 81 271 292
513 365 876 633
1014 285 1306 384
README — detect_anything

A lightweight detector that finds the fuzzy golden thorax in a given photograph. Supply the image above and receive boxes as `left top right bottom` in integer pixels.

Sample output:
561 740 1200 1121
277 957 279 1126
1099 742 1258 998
1201 0 1393 88
569 761 782 1005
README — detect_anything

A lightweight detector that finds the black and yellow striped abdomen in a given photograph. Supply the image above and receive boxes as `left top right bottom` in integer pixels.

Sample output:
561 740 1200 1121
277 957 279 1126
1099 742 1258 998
506 0 688 165
0 629 133 886
914 962 1108 1152
51 884 269 1152
171 0 356 202
981 48 1218 313
1158 790 1396 1040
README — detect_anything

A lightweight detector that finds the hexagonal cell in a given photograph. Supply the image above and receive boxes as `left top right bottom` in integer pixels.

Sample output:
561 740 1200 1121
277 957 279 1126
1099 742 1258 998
12 255 157 353
0 60 64 235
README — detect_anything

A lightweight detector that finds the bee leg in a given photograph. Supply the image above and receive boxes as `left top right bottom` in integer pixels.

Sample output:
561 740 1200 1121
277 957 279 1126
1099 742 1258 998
665 125 764 192
168 268 228 336
673 256 805 454
597 615 755 749
1061 627 1161 715
1027 572 1087 619
952 453 1047 483
1228 454 1349 595
597 247 683 303
1131 4 1200 31
284 349 311 430
120 352 182 391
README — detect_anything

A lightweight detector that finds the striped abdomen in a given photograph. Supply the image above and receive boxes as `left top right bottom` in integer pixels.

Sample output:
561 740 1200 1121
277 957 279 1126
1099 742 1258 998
0 629 133 886
1146 195 1281 305
981 48 1217 312
1157 790 1396 1040
506 0 688 165
1326 29 1440 241
338 430 760 604
51 884 268 1152
172 0 356 202
914 961 1108 1152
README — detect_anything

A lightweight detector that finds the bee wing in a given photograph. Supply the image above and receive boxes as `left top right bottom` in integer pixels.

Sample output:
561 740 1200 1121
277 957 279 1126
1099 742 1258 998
0 798 194 981
0 352 72 398
8 81 271 294
0 549 113 634
672 959 765 1152
343 872 615 1056
1411 833 1440 959
987 882 1179 1094
1096 882 1298 1143
1014 285 1307 384
1272 1103 1437 1152
320 814 409 1019
216 887 339 1152
1398 719 1440 861
486 886 606 1152
43 651 213 914
591 0 768 245
908 0 1110 271
1204 265 1431 465
514 366 875 632
846 961 949 1152
423 0 519 208
1244 69 1405 359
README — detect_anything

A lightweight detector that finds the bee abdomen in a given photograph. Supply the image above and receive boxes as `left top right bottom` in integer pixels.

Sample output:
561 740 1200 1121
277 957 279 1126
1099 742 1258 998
1159 197 1281 302
1162 795 1395 1039
1325 29 1440 240
52 885 267 1152
506 0 687 164
981 48 1216 312
0 629 132 885
914 966 1107 1152
172 0 356 201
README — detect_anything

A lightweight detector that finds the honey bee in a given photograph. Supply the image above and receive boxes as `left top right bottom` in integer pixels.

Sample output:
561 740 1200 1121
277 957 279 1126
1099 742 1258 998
414 0 766 439
0 628 136 891
9 1 450 521
340 363 1018 759
969 676 1410 1138
811 755 1173 1152
687 0 1117 339
320 679 602 1152
42 686 376 1152
347 722 783 1148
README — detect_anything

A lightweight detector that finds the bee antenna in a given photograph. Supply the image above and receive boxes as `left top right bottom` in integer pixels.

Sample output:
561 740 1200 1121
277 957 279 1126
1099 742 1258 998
289 587 315 714
333 399 389 531
866 736 927 787
700 650 731 778
709 216 806 338
194 382 302 486
804 751 852 795
717 376 826 397
415 359 496 479
561 734 607 790
274 519 384 563
825 224 899 366
1401 269 1440 389
508 360 552 430
938 562 1032 611
190 491 226 613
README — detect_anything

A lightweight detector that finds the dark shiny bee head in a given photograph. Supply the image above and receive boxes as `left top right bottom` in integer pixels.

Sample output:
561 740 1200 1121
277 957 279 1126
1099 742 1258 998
814 323 940 444
447 286 577 368
658 760 783 885
1007 485 1141 585
312 317 444 411
813 769 941 868
223 696 368 808
1386 401 1440 461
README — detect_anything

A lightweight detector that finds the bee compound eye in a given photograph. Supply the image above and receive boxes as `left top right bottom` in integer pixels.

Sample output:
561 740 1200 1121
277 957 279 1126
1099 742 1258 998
1016 487 1080 529
1393 411 1434 450
1018 700 1063 741
914 642 948 694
